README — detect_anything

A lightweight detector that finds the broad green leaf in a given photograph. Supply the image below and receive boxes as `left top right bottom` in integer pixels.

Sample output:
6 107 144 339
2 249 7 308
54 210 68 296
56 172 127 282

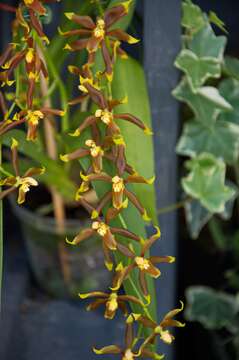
182 153 235 213
182 1 206 33
175 49 221 91
189 24 226 61
172 78 232 126
1 130 77 201
185 286 239 330
219 78 239 125
177 120 239 164
223 56 239 81
112 57 158 225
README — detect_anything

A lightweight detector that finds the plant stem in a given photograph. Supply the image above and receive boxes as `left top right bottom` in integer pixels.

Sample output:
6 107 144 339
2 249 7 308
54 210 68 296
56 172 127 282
157 197 191 215
38 45 72 287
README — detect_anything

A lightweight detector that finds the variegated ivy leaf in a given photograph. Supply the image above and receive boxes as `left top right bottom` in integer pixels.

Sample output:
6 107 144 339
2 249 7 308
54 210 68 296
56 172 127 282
172 78 232 126
175 49 221 91
185 183 238 239
185 286 239 330
189 24 226 61
175 24 226 91
176 119 239 164
218 78 239 125
182 153 235 213
182 1 206 33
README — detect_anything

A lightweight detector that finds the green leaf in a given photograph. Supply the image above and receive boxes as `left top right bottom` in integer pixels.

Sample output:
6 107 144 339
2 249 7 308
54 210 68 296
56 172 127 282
184 199 213 239
1 130 77 201
223 56 239 81
189 24 226 61
182 1 206 33
209 11 228 34
177 119 239 164
219 78 239 125
182 153 235 213
112 56 158 225
172 78 232 126
175 49 221 91
185 286 239 330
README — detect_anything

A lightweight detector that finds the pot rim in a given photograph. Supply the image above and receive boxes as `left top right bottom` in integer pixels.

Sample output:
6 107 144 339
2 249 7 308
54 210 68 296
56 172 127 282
9 195 90 235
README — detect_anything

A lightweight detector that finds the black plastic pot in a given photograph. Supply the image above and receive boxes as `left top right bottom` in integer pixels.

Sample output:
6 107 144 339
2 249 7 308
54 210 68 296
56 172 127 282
10 198 111 298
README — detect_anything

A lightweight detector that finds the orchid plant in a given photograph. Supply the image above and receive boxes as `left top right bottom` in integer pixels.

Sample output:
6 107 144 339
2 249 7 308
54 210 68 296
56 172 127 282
0 0 184 358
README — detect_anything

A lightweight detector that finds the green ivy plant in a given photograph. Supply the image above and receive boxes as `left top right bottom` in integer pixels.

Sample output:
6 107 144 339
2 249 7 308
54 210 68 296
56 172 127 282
174 1 239 358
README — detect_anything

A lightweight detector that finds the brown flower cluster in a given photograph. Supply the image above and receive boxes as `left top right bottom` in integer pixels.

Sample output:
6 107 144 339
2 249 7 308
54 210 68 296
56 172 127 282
61 1 184 358
0 0 62 203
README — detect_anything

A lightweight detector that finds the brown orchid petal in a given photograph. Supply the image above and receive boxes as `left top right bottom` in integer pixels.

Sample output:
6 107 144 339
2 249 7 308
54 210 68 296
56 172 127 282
116 144 126 176
27 122 38 141
68 228 94 245
101 40 113 80
162 301 184 321
114 113 146 131
90 123 101 148
0 3 16 12
0 176 17 186
102 242 113 271
0 44 14 67
124 189 145 215
87 36 102 53
93 345 122 355
87 51 96 65
161 318 185 329
107 29 139 44
84 83 107 109
0 91 7 115
87 298 107 311
26 0 46 15
70 115 96 136
139 270 148 296
125 322 134 349
111 227 140 242
141 348 164 360
116 243 135 258
68 94 88 106
145 262 161 278
104 4 128 28
29 9 47 41
125 174 154 184
41 108 65 116
117 301 128 317
96 192 111 216
103 228 117 250
0 187 16 200
65 14 95 29
59 28 91 37
119 294 145 307
0 117 27 137
82 172 111 183
27 78 35 109
11 142 19 177
149 256 175 264
105 206 121 223
78 197 96 215
60 148 89 162
137 315 157 329
66 38 89 51
40 58 48 78
111 263 134 290
24 167 45 177
79 291 108 299
141 227 161 256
